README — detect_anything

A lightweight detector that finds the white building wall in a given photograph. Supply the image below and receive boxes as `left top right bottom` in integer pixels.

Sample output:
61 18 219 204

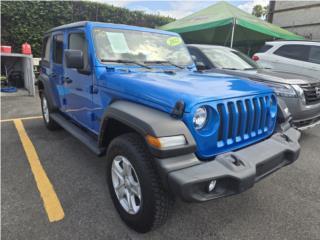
274 1 316 10
272 1 320 40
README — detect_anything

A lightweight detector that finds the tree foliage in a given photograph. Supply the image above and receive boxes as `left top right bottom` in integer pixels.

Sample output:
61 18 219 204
1 1 175 56
252 4 268 19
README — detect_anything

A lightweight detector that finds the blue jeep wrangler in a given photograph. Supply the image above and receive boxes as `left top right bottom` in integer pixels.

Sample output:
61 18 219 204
38 21 301 233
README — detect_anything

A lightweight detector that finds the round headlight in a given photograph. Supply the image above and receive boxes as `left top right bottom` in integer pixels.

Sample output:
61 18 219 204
193 107 207 130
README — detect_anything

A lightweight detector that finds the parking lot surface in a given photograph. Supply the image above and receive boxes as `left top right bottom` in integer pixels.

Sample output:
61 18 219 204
1 95 320 240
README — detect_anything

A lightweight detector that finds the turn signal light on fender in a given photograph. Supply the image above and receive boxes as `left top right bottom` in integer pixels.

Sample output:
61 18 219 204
146 135 186 148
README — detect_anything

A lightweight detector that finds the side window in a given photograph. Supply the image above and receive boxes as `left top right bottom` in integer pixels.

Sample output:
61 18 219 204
308 46 320 64
42 36 51 62
53 34 64 64
274 44 310 61
257 44 272 53
68 32 90 72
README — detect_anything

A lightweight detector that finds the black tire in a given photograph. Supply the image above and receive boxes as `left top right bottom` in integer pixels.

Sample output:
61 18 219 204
106 133 173 233
40 92 60 131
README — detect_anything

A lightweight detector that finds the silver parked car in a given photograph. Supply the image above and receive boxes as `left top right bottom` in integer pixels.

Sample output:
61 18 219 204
188 44 320 130
252 41 320 79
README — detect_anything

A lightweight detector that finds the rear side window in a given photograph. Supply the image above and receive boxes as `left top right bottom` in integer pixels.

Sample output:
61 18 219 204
53 34 64 64
257 44 272 53
68 32 90 71
42 36 51 62
308 46 320 64
274 44 310 61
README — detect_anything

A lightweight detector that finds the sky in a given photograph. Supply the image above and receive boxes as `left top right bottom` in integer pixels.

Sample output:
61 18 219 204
100 0 269 19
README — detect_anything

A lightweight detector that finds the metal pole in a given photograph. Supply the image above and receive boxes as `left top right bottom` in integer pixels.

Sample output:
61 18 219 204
230 17 236 48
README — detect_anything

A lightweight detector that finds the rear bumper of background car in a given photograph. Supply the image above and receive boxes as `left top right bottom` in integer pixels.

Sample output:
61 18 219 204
155 127 301 202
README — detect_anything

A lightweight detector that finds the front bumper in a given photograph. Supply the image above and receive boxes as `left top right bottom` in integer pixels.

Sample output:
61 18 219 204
281 96 320 130
294 115 320 131
155 127 300 202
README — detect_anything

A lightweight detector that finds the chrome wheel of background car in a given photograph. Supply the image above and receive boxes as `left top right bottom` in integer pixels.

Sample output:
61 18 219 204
111 155 142 214
42 96 50 123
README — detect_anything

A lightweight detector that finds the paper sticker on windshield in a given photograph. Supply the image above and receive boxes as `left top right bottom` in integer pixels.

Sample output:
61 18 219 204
106 32 129 53
166 37 182 46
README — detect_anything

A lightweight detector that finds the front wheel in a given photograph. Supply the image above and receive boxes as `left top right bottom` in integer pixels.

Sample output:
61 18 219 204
106 133 173 233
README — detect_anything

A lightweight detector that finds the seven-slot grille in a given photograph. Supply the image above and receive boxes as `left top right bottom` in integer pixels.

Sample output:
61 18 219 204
216 95 274 147
300 82 320 105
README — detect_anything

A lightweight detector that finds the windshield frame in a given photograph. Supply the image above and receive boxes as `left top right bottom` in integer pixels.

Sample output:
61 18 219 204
91 27 194 68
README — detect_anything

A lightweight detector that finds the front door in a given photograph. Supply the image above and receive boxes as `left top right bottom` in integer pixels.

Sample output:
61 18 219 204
64 30 94 130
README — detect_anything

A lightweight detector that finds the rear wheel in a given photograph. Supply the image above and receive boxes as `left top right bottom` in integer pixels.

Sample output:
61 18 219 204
40 92 60 130
106 133 173 233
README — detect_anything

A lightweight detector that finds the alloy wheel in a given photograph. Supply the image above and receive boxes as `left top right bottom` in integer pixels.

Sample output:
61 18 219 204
111 155 142 214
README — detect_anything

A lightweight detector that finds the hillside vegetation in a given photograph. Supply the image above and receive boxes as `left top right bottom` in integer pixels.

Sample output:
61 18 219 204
1 1 174 56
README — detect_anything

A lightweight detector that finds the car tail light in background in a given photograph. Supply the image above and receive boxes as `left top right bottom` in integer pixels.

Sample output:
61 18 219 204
252 55 259 61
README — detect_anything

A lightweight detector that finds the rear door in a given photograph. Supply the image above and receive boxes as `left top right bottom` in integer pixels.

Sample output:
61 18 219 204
306 45 320 78
42 33 65 108
64 29 94 130
51 34 65 106
272 44 310 74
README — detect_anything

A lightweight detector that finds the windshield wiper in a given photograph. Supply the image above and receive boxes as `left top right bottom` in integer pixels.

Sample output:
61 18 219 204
221 67 239 70
100 59 152 69
144 60 185 69
243 68 257 70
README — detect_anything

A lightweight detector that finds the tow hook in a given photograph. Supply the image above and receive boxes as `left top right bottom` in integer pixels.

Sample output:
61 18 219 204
230 155 243 167
280 133 292 143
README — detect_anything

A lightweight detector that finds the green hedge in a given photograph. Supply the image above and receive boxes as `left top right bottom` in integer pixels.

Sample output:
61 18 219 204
1 1 174 57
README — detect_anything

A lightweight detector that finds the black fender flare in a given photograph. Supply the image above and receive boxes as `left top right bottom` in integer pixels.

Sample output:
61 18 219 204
98 101 196 158
38 74 59 110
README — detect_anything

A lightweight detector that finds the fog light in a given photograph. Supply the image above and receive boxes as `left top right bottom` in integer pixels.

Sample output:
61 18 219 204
207 180 217 193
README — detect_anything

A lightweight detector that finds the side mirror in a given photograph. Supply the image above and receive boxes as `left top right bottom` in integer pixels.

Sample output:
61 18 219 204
65 49 84 69
195 61 208 71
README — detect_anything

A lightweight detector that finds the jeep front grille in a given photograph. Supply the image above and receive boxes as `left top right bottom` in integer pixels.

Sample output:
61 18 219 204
216 95 274 148
189 93 277 159
300 82 320 105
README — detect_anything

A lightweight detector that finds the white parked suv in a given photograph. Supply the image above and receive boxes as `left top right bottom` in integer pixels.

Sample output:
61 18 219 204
252 41 320 79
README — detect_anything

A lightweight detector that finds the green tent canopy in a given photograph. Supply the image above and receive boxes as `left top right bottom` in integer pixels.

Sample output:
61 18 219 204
160 1 303 51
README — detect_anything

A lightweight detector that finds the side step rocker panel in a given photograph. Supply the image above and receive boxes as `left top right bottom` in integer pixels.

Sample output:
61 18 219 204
50 113 105 155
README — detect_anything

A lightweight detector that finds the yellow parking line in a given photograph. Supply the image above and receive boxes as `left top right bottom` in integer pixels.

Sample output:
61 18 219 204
1 115 42 123
13 119 65 222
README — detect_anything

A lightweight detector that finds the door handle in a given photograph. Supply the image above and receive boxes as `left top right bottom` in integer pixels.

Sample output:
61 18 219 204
50 73 57 78
64 77 73 84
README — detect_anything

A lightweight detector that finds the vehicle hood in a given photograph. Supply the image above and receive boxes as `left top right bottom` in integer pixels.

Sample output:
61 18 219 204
212 68 319 85
96 68 273 113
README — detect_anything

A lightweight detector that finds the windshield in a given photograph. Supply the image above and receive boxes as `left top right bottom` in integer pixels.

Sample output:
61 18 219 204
93 28 193 67
201 48 260 70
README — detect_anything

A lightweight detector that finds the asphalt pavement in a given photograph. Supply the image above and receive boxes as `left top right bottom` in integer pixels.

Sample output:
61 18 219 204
1 95 320 240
